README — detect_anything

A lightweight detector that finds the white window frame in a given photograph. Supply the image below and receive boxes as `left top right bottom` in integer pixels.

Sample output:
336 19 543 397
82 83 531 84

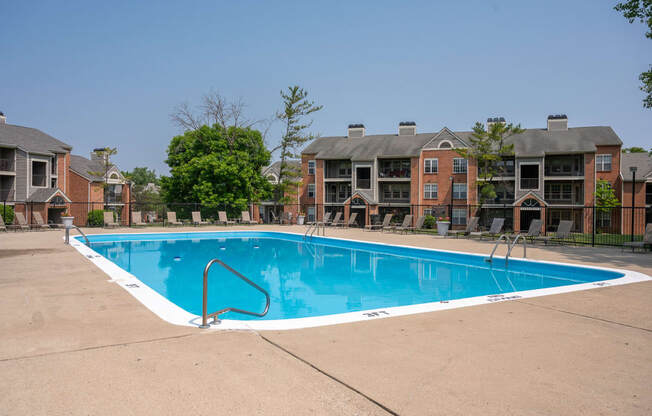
452 183 467 200
31 159 48 189
307 160 316 175
596 154 612 172
424 183 438 199
424 158 438 174
452 208 466 225
307 184 315 198
423 208 432 216
453 158 467 174
518 161 541 191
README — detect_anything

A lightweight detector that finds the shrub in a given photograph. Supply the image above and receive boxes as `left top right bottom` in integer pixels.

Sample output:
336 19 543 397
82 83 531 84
87 209 104 227
423 215 436 229
1 205 15 225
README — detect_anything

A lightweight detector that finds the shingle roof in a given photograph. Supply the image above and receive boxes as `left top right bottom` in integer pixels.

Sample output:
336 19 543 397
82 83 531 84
262 160 301 177
27 188 71 203
70 155 106 181
0 123 72 155
303 126 622 159
621 153 652 182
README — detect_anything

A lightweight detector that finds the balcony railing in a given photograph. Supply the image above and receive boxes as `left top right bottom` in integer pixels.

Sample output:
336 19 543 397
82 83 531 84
520 178 539 190
0 158 14 172
105 194 124 204
544 168 584 177
378 168 411 179
325 193 349 203
544 193 584 205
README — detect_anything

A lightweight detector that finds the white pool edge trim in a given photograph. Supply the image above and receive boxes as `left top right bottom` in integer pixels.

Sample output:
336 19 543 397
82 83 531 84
68 230 652 331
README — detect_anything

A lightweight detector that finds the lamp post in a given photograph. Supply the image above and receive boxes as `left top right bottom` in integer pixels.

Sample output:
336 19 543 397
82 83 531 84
630 166 637 242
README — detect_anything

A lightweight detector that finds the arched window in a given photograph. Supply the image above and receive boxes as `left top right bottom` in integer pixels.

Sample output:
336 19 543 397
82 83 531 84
50 196 66 206
438 140 453 149
521 198 540 208
110 173 119 179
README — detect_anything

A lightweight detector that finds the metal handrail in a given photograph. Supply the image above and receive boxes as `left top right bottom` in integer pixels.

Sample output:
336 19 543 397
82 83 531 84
199 258 270 328
65 225 89 245
505 234 527 266
304 221 324 240
485 234 510 263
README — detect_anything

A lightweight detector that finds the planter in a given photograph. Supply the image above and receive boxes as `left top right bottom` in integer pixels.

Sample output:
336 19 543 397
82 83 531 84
297 215 305 225
436 221 450 236
62 216 75 229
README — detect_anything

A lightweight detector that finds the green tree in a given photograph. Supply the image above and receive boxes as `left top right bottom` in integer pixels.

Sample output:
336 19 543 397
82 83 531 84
122 167 159 187
615 0 652 108
595 179 621 210
87 147 118 187
160 124 271 215
273 86 322 204
456 121 524 205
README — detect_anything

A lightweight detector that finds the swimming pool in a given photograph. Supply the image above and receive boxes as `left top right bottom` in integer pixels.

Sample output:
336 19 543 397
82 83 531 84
71 231 650 330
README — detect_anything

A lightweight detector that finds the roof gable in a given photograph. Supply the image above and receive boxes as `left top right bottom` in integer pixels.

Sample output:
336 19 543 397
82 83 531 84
422 127 468 150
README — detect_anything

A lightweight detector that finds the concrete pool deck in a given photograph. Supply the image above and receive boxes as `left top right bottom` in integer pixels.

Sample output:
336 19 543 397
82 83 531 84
1 225 650 415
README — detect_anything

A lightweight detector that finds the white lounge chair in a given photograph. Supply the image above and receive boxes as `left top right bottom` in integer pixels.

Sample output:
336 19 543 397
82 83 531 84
192 211 210 226
217 211 235 226
13 212 31 231
166 212 182 226
240 211 257 225
104 212 119 228
32 212 52 230
622 223 652 252
131 211 146 226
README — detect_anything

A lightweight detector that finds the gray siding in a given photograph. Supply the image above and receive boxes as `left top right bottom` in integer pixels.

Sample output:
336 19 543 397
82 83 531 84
15 149 28 201
515 157 544 200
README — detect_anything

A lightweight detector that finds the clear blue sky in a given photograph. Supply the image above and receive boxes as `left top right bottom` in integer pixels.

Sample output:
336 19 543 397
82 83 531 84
2 0 650 174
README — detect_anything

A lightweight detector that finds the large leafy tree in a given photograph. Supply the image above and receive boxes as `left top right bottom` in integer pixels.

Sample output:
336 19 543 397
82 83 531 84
122 167 161 204
456 121 524 205
615 0 652 108
273 86 322 204
160 125 271 214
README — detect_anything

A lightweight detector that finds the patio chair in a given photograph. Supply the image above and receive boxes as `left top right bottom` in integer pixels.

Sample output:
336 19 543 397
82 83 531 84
520 219 543 242
406 216 426 233
365 213 392 231
321 212 332 226
393 215 414 234
165 211 182 226
470 218 504 240
104 212 119 228
0 213 6 232
622 223 652 253
217 211 236 226
32 212 52 230
281 212 293 225
13 212 31 231
345 212 359 227
448 216 479 238
192 211 210 226
328 212 343 227
240 211 257 225
536 220 573 245
131 211 146 226
269 211 280 224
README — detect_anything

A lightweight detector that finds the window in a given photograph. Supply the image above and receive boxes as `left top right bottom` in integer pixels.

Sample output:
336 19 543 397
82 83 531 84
307 184 315 198
307 207 315 222
31 161 47 187
50 178 57 188
307 160 316 175
382 183 410 201
453 183 467 200
452 208 466 225
453 158 467 174
597 210 612 228
596 154 612 172
423 209 432 216
520 164 539 189
356 167 371 189
424 183 438 199
424 158 438 174
438 141 452 149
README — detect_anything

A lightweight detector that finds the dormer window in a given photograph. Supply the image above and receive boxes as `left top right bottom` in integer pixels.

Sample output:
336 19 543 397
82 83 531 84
438 140 452 149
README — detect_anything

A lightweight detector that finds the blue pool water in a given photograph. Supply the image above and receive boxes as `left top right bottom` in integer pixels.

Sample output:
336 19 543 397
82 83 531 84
84 232 623 321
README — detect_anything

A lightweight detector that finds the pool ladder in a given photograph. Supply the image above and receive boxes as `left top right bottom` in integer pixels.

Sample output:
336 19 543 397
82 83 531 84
64 225 90 245
304 221 325 240
486 234 527 266
199 258 270 328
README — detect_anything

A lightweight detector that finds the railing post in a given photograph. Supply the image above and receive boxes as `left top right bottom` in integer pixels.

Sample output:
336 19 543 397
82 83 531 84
591 206 595 247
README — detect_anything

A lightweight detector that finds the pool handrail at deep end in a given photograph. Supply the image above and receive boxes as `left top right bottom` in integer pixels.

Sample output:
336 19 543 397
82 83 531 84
200 258 270 329
65 225 90 246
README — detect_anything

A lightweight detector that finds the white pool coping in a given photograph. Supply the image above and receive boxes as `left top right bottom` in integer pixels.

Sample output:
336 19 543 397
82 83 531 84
68 230 652 331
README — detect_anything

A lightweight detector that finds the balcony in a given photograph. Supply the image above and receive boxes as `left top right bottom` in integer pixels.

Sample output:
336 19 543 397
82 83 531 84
520 178 539 190
378 159 411 179
545 182 584 205
0 188 14 201
380 183 410 203
0 158 14 173
325 160 352 179
544 155 584 177
325 193 349 203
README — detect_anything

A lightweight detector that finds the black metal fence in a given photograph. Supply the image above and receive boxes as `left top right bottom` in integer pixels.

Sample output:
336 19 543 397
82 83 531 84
1 200 650 248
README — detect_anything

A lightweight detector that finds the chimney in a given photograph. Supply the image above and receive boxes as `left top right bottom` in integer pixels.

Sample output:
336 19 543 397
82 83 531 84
547 114 568 131
347 123 365 138
486 117 505 129
398 121 416 136
91 148 110 162
0 112 6 124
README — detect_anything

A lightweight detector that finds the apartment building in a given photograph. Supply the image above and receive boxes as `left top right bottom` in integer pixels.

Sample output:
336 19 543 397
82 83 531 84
301 115 634 232
0 113 130 226
253 160 301 223
621 152 652 228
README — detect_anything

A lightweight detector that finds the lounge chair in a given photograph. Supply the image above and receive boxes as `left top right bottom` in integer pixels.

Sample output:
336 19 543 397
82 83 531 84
165 211 183 226
32 212 52 230
192 211 210 226
470 217 504 240
622 223 652 252
448 216 479 238
520 219 543 242
321 212 332 226
131 211 146 226
345 212 358 227
0 213 6 231
405 216 426 233
281 212 292 225
393 215 414 234
328 212 343 227
104 212 119 228
536 220 573 245
240 211 257 225
336 212 357 227
365 213 392 231
13 212 31 231
217 211 236 226
269 211 280 224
